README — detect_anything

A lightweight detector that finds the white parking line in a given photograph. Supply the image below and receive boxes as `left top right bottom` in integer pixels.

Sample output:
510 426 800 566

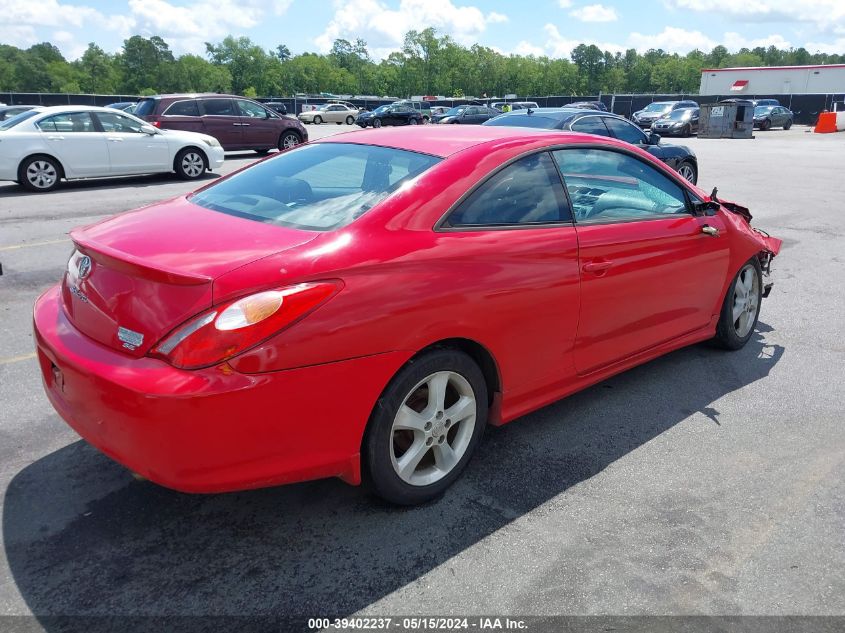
0 238 70 252
0 352 36 365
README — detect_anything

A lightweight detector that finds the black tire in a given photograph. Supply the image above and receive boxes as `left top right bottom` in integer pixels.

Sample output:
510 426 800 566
278 131 302 151
254 148 272 155
677 159 698 185
173 147 207 180
313 115 322 125
346 115 355 125
363 349 488 505
761 119 771 131
713 257 763 350
373 118 382 128
784 119 793 130
410 118 419 125
682 124 691 137
19 155 62 192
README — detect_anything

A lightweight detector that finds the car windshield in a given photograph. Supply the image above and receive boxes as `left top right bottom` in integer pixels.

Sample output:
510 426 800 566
484 113 563 129
644 103 672 113
373 105 390 113
445 107 466 116
0 109 39 130
755 106 774 115
666 109 693 120
189 143 441 232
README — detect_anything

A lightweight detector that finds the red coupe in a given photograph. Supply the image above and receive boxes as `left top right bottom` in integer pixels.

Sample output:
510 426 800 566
34 127 781 505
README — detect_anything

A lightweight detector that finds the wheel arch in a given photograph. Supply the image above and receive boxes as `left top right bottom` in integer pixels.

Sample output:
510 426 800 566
18 152 66 181
408 337 502 406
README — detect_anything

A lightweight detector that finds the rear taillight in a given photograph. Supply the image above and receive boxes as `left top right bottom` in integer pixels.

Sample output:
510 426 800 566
151 120 161 128
150 281 341 369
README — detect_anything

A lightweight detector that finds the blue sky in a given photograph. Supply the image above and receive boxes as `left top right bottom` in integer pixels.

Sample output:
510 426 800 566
2 0 844 61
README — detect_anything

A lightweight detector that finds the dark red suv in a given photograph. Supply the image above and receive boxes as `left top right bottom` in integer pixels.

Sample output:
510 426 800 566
135 94 308 153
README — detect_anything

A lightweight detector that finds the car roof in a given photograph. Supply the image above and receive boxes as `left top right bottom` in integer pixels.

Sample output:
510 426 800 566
16 105 126 114
315 125 614 159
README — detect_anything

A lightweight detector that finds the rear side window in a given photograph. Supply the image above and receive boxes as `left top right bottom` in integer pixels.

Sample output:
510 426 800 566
164 100 200 117
133 98 157 117
446 152 572 227
202 99 236 116
189 143 440 231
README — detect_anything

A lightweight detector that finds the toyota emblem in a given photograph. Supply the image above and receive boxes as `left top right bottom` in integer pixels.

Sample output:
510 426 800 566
77 255 92 279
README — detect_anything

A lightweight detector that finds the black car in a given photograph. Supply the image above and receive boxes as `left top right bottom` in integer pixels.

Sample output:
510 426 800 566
631 100 698 129
432 105 500 124
753 105 793 130
569 101 608 111
263 102 288 115
651 107 699 137
356 103 424 128
0 105 37 120
484 108 699 184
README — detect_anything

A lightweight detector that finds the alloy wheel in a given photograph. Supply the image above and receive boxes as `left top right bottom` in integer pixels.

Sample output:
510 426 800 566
678 163 696 182
389 371 477 487
731 263 760 337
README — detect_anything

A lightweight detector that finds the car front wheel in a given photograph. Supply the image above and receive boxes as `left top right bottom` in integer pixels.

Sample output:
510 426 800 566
363 349 488 505
677 160 697 184
714 257 762 350
373 118 382 128
278 131 301 151
174 148 206 180
346 115 355 125
784 119 793 130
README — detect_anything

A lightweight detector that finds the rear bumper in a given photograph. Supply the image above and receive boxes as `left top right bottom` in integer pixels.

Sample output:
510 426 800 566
34 285 408 493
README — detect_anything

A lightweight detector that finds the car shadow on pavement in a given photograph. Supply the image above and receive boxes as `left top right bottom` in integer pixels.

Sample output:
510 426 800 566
0 172 221 198
3 326 783 626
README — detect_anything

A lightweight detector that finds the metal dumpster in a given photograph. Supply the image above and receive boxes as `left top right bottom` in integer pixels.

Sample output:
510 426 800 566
698 101 754 138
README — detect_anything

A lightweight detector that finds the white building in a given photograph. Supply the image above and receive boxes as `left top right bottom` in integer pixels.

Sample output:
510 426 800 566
699 64 845 95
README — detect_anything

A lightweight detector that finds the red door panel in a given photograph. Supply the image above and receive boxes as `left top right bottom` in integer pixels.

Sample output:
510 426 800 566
574 215 729 374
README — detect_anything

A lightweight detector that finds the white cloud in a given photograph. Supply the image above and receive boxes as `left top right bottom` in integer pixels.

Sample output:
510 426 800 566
315 0 508 55
512 40 545 57
52 30 87 60
569 4 619 23
558 0 573 7
629 26 716 53
544 23 626 57
663 0 845 35
722 31 793 50
0 24 38 49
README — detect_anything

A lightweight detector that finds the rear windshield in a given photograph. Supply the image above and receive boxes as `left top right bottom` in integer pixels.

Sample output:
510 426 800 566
484 114 563 129
133 98 157 117
643 102 672 112
666 108 694 120
0 110 39 130
189 143 441 231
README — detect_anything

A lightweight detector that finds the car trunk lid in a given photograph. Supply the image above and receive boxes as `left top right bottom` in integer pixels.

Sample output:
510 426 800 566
61 197 318 357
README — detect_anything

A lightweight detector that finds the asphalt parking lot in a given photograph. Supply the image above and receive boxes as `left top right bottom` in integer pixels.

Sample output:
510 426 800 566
0 123 843 626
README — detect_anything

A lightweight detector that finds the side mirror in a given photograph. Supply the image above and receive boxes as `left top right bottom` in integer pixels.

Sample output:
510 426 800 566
648 132 661 145
693 200 720 217
140 125 157 135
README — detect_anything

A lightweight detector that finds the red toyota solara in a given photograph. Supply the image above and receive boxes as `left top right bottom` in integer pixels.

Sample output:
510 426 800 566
34 126 781 505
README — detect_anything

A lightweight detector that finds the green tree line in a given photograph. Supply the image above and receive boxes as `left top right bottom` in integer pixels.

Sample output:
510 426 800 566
1 30 843 98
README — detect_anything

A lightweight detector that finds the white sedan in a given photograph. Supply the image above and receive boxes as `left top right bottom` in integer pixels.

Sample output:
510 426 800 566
0 105 225 192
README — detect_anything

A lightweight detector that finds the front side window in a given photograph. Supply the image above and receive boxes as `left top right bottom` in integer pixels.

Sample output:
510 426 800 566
37 112 96 133
236 99 268 118
164 100 200 117
570 116 610 137
202 99 237 116
446 152 572 227
602 117 648 145
189 143 440 231
554 148 689 222
95 111 145 133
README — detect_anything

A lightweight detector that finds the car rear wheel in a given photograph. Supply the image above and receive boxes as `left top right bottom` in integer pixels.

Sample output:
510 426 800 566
363 349 488 505
410 118 419 125
784 119 793 130
346 115 355 125
174 148 206 180
677 160 697 185
313 115 322 125
278 131 301 151
373 118 382 128
20 155 61 192
714 258 762 350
